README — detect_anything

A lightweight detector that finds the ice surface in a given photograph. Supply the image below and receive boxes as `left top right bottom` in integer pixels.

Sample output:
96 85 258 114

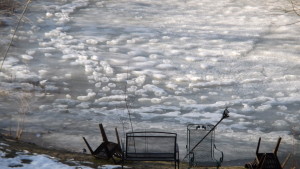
0 0 299 162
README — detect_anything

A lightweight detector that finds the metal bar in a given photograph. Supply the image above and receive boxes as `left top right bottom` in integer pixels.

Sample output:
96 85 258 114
127 136 176 138
126 131 177 135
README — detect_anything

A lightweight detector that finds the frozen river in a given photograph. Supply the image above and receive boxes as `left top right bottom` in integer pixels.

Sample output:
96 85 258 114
0 0 299 163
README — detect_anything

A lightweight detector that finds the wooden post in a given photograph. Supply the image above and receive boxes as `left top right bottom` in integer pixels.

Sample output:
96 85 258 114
82 137 94 154
256 137 261 155
115 127 121 146
99 123 108 143
273 137 282 155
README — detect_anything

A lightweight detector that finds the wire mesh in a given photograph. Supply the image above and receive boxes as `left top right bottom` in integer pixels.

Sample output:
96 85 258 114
187 124 216 166
126 132 177 154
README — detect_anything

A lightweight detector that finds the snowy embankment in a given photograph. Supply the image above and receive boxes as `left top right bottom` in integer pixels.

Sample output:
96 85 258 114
0 140 122 169
0 0 299 162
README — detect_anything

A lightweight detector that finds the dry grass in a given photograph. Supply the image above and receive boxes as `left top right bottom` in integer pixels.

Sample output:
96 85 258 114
0 89 10 96
0 0 31 70
0 89 33 140
0 0 21 26
15 92 32 140
0 0 19 12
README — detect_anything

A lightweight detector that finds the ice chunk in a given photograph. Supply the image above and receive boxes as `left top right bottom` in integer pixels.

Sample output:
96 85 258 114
95 95 125 102
95 82 102 88
86 39 98 45
76 102 91 109
272 120 288 127
135 75 146 86
143 84 167 96
189 80 235 88
77 92 96 101
39 70 48 77
26 49 36 55
151 98 161 104
45 85 59 92
152 74 166 79
116 73 128 82
21 55 33 61
46 12 53 18
256 104 272 112
101 77 109 83
108 83 116 88
102 86 110 92
156 63 175 69
166 83 177 90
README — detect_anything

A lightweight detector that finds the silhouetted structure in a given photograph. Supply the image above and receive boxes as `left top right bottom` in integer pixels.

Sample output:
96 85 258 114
245 137 290 169
82 124 122 164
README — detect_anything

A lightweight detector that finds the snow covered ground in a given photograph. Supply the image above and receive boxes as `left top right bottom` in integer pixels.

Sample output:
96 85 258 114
0 142 122 169
0 0 299 162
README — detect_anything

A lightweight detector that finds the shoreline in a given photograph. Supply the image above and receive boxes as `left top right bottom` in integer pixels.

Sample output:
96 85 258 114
0 131 246 169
